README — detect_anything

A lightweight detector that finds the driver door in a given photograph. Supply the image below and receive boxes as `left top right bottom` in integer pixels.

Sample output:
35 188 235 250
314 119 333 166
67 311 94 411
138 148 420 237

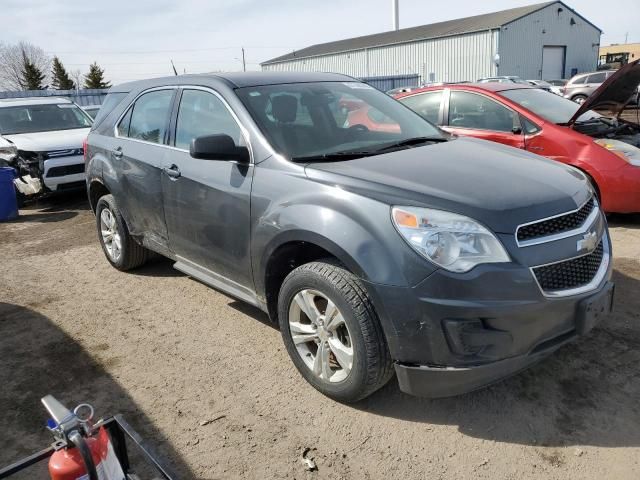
161 88 254 291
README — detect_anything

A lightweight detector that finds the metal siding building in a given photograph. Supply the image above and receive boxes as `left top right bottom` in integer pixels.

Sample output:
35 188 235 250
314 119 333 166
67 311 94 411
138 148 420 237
261 2 600 84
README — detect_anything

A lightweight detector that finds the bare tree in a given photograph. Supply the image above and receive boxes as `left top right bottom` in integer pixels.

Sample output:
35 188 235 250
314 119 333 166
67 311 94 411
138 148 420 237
70 69 83 91
0 42 51 91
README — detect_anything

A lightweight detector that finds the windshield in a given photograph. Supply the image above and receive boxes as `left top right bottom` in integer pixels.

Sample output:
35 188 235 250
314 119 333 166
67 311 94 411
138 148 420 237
235 81 444 160
499 88 600 124
0 103 92 135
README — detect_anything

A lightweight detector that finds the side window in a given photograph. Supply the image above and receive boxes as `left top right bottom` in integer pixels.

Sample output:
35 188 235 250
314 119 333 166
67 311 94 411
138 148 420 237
571 76 586 85
127 90 174 144
448 91 517 132
521 116 540 135
117 108 132 137
399 91 442 124
586 72 606 84
175 89 242 150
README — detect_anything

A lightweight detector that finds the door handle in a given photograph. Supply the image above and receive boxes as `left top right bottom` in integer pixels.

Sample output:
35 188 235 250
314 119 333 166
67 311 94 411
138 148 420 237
112 147 123 159
529 146 544 151
163 164 181 179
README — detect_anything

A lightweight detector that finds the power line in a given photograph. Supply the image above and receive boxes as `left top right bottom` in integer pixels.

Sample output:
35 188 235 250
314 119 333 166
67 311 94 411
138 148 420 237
46 46 299 55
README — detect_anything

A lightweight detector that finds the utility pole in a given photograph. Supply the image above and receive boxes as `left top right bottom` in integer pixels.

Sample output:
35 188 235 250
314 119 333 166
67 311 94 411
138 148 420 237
625 32 629 44
392 0 399 30
241 47 246 72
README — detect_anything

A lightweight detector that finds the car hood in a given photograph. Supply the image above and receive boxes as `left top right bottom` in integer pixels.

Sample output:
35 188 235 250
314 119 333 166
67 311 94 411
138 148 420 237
568 59 640 125
3 128 90 152
304 137 591 234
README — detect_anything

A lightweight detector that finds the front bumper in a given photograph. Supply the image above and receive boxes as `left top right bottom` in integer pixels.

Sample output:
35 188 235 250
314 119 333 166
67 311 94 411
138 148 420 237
42 155 85 191
599 162 640 213
395 281 614 397
365 232 614 397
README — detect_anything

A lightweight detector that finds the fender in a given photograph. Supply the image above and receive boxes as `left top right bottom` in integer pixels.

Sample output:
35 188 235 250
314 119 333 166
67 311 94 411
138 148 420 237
252 193 437 299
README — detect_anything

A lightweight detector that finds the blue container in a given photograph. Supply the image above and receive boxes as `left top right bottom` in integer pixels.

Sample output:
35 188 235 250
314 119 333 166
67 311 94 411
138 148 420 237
0 167 19 221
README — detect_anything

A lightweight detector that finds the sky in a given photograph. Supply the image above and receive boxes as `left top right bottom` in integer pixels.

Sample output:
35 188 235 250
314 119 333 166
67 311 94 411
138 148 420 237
4 0 639 85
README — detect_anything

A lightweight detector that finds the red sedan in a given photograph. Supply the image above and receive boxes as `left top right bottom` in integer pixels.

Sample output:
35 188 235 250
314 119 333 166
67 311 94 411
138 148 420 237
394 61 640 213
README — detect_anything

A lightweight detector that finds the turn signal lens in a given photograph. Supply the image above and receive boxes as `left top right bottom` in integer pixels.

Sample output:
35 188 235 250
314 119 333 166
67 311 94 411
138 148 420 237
393 209 419 228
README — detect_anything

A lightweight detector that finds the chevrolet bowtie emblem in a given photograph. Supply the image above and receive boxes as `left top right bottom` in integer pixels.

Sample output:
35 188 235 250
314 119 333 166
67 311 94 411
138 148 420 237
577 231 598 252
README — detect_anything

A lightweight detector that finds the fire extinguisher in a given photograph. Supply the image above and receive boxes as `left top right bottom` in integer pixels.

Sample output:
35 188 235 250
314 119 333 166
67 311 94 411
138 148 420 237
42 395 123 480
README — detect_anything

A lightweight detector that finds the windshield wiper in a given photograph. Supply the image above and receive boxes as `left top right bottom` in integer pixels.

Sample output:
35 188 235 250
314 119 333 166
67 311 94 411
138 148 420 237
292 151 376 162
373 136 448 153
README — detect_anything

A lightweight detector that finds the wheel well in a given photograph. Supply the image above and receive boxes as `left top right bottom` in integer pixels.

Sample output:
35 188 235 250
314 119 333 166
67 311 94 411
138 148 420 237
264 241 338 322
89 181 110 212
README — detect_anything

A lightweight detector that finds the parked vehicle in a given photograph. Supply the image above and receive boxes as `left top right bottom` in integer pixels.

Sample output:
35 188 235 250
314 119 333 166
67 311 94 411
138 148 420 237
386 86 417 95
86 72 613 402
526 80 556 94
477 76 530 85
0 97 92 196
396 60 640 213
82 104 102 119
562 70 616 103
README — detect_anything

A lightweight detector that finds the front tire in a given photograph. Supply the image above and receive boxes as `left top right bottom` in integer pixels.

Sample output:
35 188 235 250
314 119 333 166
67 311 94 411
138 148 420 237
96 194 148 271
278 260 393 403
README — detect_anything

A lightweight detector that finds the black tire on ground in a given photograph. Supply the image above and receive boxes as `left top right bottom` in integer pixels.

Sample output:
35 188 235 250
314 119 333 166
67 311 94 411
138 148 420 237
572 94 587 104
95 194 148 271
278 259 394 403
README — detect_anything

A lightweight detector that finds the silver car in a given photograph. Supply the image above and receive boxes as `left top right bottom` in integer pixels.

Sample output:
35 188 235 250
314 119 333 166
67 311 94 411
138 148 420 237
563 70 616 104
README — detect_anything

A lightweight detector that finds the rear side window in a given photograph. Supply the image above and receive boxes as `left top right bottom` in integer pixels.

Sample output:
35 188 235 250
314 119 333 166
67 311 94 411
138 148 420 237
586 72 606 84
92 92 127 127
448 91 517 132
174 89 242 150
121 89 174 144
571 76 587 85
399 91 442 124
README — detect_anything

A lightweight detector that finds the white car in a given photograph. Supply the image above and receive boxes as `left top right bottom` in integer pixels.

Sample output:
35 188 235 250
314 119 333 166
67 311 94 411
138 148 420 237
0 97 92 194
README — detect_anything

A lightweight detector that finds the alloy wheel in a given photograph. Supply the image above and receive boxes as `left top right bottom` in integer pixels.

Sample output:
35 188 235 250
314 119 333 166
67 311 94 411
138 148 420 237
100 208 122 262
288 289 354 383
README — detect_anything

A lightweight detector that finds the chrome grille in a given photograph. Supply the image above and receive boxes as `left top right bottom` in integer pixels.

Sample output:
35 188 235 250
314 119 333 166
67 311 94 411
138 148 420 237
532 240 604 293
517 198 595 243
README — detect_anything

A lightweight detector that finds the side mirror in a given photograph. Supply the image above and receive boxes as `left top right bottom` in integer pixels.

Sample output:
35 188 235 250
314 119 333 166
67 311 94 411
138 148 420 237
512 126 523 135
190 134 250 163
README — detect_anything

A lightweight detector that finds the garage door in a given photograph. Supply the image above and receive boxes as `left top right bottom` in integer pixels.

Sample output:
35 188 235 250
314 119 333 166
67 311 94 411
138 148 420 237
542 46 566 80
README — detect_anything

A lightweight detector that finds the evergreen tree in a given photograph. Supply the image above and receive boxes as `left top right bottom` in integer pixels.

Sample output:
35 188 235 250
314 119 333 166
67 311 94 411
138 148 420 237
51 56 75 90
83 62 111 89
20 52 45 90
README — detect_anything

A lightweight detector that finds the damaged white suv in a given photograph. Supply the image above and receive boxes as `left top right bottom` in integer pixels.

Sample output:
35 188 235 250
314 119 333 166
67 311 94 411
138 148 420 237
0 97 92 197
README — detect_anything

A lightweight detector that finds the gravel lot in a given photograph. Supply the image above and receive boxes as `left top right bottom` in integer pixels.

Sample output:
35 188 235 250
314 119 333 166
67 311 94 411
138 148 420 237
1 191 639 479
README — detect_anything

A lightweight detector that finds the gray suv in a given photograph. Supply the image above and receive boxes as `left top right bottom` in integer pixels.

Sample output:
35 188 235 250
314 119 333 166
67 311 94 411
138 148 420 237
85 72 614 402
563 70 616 103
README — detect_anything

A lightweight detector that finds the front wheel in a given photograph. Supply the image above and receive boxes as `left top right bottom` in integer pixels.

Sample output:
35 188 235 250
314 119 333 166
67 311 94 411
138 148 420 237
278 260 393 402
95 194 149 271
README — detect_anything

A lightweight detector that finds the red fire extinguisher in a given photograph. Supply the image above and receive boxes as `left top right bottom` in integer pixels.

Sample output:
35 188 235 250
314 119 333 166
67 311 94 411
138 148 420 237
42 396 125 480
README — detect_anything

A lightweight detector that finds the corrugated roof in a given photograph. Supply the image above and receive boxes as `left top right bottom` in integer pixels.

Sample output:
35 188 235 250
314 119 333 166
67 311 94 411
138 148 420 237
263 2 560 65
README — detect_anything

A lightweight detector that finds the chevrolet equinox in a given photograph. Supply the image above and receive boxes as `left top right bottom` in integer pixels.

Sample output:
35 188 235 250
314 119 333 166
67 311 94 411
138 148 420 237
85 73 614 402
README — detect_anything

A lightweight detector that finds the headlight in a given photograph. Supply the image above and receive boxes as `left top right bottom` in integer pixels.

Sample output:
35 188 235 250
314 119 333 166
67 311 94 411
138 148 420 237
0 144 17 162
391 206 510 273
594 139 640 166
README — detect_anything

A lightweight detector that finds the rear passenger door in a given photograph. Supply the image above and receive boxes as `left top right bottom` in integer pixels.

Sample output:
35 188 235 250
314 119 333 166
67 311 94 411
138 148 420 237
161 88 254 291
442 90 525 149
113 88 175 250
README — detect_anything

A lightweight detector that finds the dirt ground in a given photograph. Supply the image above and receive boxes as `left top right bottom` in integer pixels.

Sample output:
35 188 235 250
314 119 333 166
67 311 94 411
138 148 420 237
1 191 639 480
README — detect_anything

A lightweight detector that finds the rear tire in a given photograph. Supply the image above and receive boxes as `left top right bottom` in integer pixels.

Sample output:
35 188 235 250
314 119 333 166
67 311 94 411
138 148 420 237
95 194 148 271
278 260 393 403
572 94 587 104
